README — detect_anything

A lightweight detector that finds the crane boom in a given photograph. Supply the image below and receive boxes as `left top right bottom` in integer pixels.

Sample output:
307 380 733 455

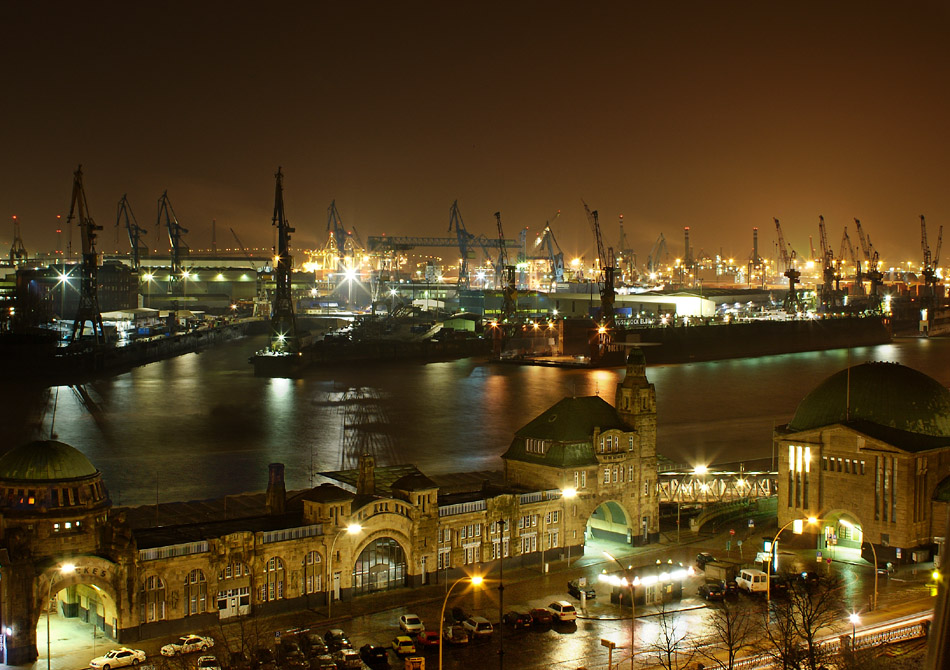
67 166 105 344
158 191 189 274
230 227 257 270
582 200 615 330
116 195 147 270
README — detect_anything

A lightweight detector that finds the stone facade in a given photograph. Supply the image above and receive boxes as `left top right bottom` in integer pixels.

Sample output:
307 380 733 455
0 353 661 663
775 362 950 562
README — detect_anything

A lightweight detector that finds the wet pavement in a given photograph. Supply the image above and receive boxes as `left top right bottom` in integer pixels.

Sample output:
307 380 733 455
13 518 939 670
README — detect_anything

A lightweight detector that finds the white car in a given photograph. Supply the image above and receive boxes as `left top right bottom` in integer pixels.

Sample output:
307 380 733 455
160 634 215 656
399 614 424 634
90 648 145 670
546 600 577 622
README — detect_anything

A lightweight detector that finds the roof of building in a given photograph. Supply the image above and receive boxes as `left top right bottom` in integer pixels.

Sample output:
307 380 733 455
503 396 628 467
786 362 950 443
321 464 429 495
0 440 99 482
935 475 950 503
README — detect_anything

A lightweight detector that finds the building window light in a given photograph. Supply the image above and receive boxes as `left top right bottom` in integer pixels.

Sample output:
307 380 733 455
64 522 72 530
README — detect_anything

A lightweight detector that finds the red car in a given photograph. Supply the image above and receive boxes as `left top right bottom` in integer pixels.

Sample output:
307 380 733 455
529 608 553 626
415 631 440 649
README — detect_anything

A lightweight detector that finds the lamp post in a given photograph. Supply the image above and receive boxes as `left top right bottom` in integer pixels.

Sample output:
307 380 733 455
46 563 75 670
604 552 636 670
767 516 818 602
326 523 361 619
839 519 879 611
440 574 483 670
848 612 860 653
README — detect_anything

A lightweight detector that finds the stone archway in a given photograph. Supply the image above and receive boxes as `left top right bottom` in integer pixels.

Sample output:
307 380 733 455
815 509 865 559
350 536 409 596
586 500 635 544
30 557 121 665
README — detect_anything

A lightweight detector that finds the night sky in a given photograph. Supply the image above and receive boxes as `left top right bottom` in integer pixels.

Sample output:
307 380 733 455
3 1 948 266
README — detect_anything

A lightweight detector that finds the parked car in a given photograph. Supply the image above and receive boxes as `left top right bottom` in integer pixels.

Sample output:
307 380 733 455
332 648 361 670
324 629 352 652
442 624 470 646
359 644 390 668
698 581 726 601
197 656 221 670
696 552 717 570
503 610 533 629
415 631 441 648
399 614 425 634
297 631 329 657
528 608 554 626
392 636 417 656
309 655 338 670
90 648 146 670
463 616 494 639
161 635 215 656
769 574 791 596
723 579 739 597
546 601 578 622
567 579 596 599
252 648 278 670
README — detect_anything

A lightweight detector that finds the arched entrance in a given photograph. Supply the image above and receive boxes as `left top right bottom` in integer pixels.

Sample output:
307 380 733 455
585 500 636 547
351 537 408 595
33 558 120 666
815 510 864 561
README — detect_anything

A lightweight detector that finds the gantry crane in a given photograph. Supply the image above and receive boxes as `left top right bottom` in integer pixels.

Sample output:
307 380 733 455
617 214 637 284
116 195 148 270
157 191 189 275
646 233 668 278
494 212 517 328
447 200 475 288
582 200 615 331
774 218 803 314
67 166 105 345
530 210 565 285
818 215 837 310
921 214 943 304
854 218 882 307
838 226 857 296
9 216 27 266
269 167 298 352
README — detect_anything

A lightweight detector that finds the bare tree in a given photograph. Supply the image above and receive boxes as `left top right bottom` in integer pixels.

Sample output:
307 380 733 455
645 599 696 670
789 575 844 670
758 594 806 670
695 596 761 670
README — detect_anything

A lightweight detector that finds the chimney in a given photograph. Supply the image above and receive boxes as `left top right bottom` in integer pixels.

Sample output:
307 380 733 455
266 463 286 515
357 454 376 496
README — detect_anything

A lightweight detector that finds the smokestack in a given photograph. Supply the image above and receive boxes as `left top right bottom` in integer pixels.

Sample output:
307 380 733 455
753 227 759 263
357 454 376 496
266 463 286 515
684 226 691 266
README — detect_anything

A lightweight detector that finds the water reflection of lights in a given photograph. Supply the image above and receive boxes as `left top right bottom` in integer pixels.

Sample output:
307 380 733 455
268 377 292 399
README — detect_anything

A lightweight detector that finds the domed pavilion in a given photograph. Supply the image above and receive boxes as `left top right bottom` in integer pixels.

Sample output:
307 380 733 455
775 362 950 564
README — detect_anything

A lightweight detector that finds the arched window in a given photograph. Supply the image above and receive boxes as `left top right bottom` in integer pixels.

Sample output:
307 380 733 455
184 569 207 615
304 551 323 594
141 575 166 622
261 556 285 602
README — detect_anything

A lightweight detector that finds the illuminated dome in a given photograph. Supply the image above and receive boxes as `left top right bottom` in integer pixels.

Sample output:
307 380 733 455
0 440 98 481
787 362 950 437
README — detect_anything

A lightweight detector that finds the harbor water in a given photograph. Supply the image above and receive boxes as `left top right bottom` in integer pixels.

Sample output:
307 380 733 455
2 335 949 507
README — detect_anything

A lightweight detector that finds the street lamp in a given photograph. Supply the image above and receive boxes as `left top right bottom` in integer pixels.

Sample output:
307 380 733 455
440 574 483 670
327 523 361 619
839 519 879 611
46 563 75 670
603 552 636 670
767 516 818 602
848 612 860 652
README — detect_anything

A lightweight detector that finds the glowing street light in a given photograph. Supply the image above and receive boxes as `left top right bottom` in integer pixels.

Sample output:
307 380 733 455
767 517 819 602
848 612 860 652
439 574 483 670
327 523 362 619
603 552 636 670
47 563 76 670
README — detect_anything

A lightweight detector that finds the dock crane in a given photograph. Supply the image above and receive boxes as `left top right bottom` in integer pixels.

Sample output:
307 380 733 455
269 167 298 352
582 200 615 331
775 218 803 314
116 195 147 270
531 210 565 284
494 212 517 328
646 233 668 279
617 214 637 284
921 214 943 303
9 216 27 266
818 215 837 310
447 201 475 288
854 218 883 307
838 226 857 296
67 166 105 345
157 191 189 275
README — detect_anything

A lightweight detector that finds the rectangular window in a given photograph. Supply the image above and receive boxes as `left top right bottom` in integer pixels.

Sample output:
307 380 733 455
574 471 579 488
551 510 559 523
438 549 451 569
643 481 649 497
581 472 587 488
604 468 610 484
822 456 827 471
629 465 635 481
860 461 866 475
606 435 613 450
612 466 618 483
620 466 625 483
845 459 851 474
629 436 635 451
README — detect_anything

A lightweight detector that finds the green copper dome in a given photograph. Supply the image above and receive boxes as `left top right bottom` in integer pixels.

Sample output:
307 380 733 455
788 362 950 437
0 440 98 481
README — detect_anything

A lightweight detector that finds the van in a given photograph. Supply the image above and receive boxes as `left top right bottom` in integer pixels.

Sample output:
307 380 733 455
736 568 768 594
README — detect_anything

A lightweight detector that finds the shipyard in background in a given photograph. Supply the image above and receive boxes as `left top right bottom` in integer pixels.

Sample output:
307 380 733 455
0 167 946 378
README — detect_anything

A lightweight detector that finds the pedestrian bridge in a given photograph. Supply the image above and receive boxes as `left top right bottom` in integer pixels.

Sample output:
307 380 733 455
658 469 776 504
